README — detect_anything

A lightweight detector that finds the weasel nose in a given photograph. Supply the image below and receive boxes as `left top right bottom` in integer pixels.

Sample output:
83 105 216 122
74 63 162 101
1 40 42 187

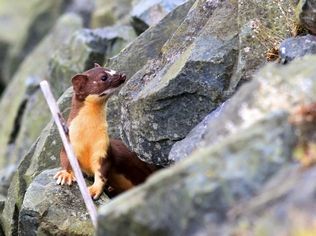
120 73 126 82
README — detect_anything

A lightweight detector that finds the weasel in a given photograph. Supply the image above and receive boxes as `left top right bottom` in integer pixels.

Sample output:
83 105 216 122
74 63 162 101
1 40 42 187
54 63 159 199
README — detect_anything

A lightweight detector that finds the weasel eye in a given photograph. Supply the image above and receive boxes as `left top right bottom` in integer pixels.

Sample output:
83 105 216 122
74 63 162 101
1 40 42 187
101 75 108 81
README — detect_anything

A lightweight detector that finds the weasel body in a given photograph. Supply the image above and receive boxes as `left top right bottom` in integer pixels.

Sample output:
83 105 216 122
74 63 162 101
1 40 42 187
54 63 159 199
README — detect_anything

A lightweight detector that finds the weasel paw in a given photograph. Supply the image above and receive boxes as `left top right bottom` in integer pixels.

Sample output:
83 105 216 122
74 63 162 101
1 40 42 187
88 184 104 200
54 170 76 185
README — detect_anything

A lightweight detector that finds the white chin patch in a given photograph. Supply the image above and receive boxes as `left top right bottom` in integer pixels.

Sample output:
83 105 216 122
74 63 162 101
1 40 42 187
106 69 117 76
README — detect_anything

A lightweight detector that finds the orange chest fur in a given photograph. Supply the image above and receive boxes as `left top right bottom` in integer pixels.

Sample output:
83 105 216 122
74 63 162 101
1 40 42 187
69 99 109 176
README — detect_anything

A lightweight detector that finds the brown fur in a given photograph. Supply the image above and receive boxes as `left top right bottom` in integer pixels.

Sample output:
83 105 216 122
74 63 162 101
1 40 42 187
54 63 160 199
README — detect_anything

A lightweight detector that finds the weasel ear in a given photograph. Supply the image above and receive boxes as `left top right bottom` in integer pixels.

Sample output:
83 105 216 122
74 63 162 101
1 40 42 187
94 63 102 68
71 74 88 98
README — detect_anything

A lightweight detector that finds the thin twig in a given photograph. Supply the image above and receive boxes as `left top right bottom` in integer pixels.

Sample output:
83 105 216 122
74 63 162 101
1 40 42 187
40 80 97 228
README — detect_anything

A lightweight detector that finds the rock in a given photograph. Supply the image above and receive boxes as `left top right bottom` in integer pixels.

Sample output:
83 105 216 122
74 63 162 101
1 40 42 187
168 104 226 163
91 0 132 28
0 14 83 169
131 0 189 34
0 0 69 84
224 165 316 235
106 0 194 138
97 111 296 236
170 55 316 161
19 169 109 236
279 34 316 63
119 0 239 165
1 89 71 236
237 0 295 83
297 0 316 35
0 164 16 196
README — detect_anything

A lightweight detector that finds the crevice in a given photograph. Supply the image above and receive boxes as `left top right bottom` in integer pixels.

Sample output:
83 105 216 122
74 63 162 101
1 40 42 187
8 99 28 145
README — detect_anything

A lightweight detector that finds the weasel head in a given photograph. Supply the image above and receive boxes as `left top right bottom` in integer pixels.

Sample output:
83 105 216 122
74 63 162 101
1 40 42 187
71 63 126 102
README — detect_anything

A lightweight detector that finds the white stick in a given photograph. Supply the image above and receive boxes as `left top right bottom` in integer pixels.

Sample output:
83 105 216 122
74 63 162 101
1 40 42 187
40 80 97 228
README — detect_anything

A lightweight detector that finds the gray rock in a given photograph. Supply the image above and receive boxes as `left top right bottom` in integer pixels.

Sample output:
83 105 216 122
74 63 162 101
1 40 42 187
119 0 238 165
236 0 295 84
0 14 83 169
97 112 296 236
297 0 316 35
280 35 316 63
19 168 109 236
0 164 16 196
223 165 316 235
170 55 316 161
168 103 226 162
91 0 132 28
131 0 189 34
106 0 195 138
0 0 70 84
1 89 71 236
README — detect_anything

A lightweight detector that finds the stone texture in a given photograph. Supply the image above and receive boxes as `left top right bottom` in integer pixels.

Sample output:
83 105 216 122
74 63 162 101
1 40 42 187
131 0 189 34
223 165 316 235
106 0 195 138
279 34 316 63
297 0 316 35
0 0 67 84
0 14 83 169
168 104 226 163
119 0 238 165
91 0 132 28
237 0 295 83
19 169 109 236
0 164 16 196
97 112 296 236
1 89 72 236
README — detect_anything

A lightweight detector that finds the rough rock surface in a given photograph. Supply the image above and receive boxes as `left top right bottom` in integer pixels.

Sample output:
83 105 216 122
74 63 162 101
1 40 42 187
168 104 226 163
131 0 189 34
237 0 295 83
119 0 238 165
297 0 316 35
106 0 194 138
97 55 316 236
0 0 68 84
97 112 296 236
171 55 316 161
280 34 316 63
1 89 72 236
19 169 109 236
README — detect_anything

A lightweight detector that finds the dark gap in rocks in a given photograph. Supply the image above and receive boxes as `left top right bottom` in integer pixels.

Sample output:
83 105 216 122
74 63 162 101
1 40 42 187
8 99 28 145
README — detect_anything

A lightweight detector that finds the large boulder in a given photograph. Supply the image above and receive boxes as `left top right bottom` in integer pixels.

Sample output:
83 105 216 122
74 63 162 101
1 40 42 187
170 55 316 161
97 55 316 236
97 111 296 235
118 0 239 165
106 0 195 138
131 0 189 34
19 169 109 236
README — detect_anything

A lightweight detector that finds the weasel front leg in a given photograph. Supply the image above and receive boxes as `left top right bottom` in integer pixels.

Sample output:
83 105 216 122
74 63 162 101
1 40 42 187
88 157 110 200
54 147 76 185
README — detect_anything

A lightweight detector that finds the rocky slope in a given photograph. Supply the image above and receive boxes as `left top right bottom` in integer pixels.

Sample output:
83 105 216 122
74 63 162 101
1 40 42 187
1 0 316 235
